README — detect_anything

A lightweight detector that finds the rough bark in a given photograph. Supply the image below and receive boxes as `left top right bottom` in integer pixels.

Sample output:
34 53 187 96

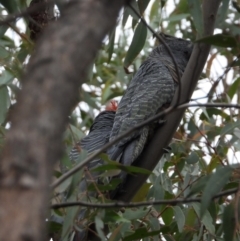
0 1 125 241
28 0 52 41
115 0 222 202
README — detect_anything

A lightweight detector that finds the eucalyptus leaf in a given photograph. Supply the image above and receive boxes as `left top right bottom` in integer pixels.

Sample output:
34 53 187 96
196 34 238 47
124 21 147 68
200 166 232 217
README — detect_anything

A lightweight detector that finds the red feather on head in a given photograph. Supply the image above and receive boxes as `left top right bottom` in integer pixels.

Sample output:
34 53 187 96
105 100 118 111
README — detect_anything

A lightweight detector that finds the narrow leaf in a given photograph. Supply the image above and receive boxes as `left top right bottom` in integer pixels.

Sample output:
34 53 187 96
228 77 240 99
0 0 17 13
0 45 9 58
123 227 160 241
61 196 78 240
200 166 232 217
0 25 8 38
193 203 215 234
0 85 10 124
123 209 149 221
173 206 185 232
232 0 240 13
124 21 147 68
0 69 14 86
138 0 151 14
107 30 116 62
162 207 174 225
217 0 231 24
186 152 199 164
188 0 203 36
196 34 238 48
223 203 235 241
220 120 240 136
95 216 106 240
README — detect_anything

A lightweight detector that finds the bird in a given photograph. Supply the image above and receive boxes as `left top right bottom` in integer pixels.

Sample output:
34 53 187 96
108 33 193 187
68 100 118 241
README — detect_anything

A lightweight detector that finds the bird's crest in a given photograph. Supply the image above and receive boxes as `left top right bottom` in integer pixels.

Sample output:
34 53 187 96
105 100 118 111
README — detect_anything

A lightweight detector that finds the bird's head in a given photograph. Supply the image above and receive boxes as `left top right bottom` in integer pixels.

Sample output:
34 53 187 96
157 33 193 60
105 100 118 112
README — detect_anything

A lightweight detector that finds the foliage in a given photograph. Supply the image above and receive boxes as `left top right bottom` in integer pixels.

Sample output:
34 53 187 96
1 0 240 240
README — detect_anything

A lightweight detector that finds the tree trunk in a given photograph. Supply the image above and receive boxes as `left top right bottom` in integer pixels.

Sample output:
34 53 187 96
0 1 125 240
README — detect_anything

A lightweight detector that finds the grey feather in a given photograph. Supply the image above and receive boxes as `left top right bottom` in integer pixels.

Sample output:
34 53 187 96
108 34 193 176
68 110 115 241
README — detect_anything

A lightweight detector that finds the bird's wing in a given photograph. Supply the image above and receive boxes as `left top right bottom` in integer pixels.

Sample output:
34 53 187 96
109 58 176 164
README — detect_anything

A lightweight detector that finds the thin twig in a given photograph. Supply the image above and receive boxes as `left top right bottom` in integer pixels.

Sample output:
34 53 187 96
207 53 240 101
51 187 238 209
51 101 240 189
128 3 182 106
51 105 174 189
0 2 49 25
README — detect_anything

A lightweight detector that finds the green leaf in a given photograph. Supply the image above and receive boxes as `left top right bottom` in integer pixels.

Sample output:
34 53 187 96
138 0 151 14
82 91 99 109
162 207 174 225
228 77 240 99
223 203 235 241
66 168 83 199
88 178 122 192
55 176 72 194
186 152 199 164
199 108 229 121
188 0 203 36
103 210 129 223
0 85 10 124
173 206 185 232
109 223 131 241
196 34 238 48
164 13 190 22
0 69 14 86
61 196 79 241
160 172 173 194
125 1 140 20
220 120 240 136
0 0 17 13
219 0 231 23
123 227 161 241
200 166 232 217
122 7 130 27
207 155 220 173
101 80 114 104
67 124 85 142
124 21 147 68
94 155 152 175
192 203 215 234
107 30 116 62
47 221 62 233
132 182 152 202
95 216 106 240
149 0 160 22
185 208 197 227
152 182 165 210
17 44 31 63
0 25 9 38
162 234 176 241
123 208 149 221
232 0 240 13
234 128 240 140
0 45 9 59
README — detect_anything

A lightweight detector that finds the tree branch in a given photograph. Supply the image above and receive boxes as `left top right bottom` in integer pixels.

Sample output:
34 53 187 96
51 187 238 209
51 100 240 190
0 1 126 240
0 1 49 25
114 0 222 202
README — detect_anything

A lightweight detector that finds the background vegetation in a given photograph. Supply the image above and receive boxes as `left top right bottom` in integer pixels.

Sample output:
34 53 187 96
0 0 240 240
